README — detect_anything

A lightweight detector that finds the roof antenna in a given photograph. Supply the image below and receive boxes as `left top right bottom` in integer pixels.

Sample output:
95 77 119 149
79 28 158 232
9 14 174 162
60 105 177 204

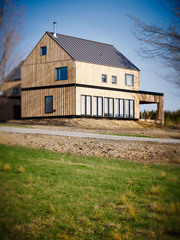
53 22 57 37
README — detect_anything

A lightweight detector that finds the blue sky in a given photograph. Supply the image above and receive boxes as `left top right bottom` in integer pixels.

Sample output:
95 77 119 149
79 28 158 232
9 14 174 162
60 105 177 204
17 0 179 111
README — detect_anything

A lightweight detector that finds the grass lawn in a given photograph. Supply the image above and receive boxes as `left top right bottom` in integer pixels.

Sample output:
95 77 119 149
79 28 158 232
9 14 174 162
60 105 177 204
0 144 179 240
97 133 155 138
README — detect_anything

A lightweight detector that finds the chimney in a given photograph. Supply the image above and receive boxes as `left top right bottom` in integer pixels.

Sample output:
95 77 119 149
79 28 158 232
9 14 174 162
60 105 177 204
53 22 57 37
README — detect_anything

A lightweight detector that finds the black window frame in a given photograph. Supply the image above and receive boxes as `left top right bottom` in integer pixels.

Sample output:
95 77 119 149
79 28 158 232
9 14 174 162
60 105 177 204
104 97 114 117
125 74 134 86
112 75 117 84
81 95 92 116
115 98 124 118
13 87 18 95
56 67 68 81
45 96 53 114
102 74 107 83
125 99 134 118
93 96 103 116
41 46 47 56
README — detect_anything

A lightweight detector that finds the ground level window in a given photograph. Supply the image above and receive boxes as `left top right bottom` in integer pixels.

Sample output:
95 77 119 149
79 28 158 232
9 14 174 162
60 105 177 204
93 96 103 116
81 95 92 116
115 98 124 117
45 96 53 113
125 99 134 118
104 97 114 117
13 87 18 95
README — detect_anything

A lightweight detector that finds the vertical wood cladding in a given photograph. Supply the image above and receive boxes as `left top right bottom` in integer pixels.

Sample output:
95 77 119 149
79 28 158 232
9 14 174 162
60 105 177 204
21 33 75 88
22 87 75 118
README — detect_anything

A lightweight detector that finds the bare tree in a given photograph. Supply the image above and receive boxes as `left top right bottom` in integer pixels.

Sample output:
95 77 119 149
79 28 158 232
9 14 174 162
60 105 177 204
129 0 180 88
0 0 24 85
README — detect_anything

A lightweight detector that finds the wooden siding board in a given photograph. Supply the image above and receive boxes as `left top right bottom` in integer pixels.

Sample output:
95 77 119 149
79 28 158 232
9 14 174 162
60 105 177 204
22 86 75 118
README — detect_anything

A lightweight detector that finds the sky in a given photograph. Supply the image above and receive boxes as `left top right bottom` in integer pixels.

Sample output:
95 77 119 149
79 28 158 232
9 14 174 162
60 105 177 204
16 0 179 111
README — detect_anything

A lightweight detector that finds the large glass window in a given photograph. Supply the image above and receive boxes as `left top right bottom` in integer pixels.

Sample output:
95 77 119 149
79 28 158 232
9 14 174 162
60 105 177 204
56 67 68 80
102 74 107 83
45 96 53 113
104 97 114 117
115 98 124 117
93 96 103 116
130 100 134 118
41 46 47 55
125 74 134 86
125 99 134 118
81 95 92 116
120 99 124 117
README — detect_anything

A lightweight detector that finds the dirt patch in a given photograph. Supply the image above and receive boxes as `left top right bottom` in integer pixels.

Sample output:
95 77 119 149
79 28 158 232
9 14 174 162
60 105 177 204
7 118 180 139
0 131 179 165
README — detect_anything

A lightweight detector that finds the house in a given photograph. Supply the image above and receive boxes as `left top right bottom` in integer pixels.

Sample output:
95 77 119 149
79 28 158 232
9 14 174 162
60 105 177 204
21 25 164 124
0 62 22 121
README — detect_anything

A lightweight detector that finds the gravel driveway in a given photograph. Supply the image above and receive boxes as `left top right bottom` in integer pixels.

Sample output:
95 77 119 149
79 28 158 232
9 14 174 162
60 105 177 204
0 126 180 144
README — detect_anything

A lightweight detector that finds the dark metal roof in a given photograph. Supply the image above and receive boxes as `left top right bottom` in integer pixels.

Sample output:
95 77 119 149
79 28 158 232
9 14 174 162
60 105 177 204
5 61 23 81
47 32 139 71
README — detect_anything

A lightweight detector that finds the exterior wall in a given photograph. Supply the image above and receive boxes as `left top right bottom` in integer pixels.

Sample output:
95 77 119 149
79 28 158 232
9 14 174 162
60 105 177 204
21 33 75 88
76 61 139 91
0 97 21 121
76 86 140 118
21 33 76 118
22 86 75 118
1 80 21 97
139 93 164 124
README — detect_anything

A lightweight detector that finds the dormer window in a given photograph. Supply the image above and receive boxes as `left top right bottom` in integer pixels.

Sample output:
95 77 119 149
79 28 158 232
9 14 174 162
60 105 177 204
125 74 134 86
41 46 47 55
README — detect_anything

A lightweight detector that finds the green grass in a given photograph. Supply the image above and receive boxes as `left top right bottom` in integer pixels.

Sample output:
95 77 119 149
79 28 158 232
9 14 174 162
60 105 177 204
97 132 156 138
0 144 180 240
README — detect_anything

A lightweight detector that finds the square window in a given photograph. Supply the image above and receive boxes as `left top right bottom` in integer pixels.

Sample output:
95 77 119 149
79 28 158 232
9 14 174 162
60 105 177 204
112 76 117 84
125 74 134 86
56 67 68 80
41 46 47 55
102 74 107 83
45 96 53 113
13 87 18 95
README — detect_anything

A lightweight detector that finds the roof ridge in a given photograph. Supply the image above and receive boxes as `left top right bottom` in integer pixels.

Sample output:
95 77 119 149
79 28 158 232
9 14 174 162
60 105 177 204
46 31 113 47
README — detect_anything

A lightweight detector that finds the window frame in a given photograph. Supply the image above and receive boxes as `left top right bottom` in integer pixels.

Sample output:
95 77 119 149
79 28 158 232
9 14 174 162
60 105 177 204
81 95 92 116
55 67 68 81
125 99 134 118
45 96 53 114
102 74 107 83
112 75 117 84
115 98 124 117
93 96 103 116
41 46 47 56
125 74 134 86
104 97 114 117
13 87 18 95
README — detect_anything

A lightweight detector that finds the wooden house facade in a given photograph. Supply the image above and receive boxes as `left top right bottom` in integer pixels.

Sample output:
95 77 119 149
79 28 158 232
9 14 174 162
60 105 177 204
21 31 164 124
0 63 21 121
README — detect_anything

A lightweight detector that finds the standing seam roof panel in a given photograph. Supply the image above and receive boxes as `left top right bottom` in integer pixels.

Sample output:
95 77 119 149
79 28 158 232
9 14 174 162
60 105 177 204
47 32 140 71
